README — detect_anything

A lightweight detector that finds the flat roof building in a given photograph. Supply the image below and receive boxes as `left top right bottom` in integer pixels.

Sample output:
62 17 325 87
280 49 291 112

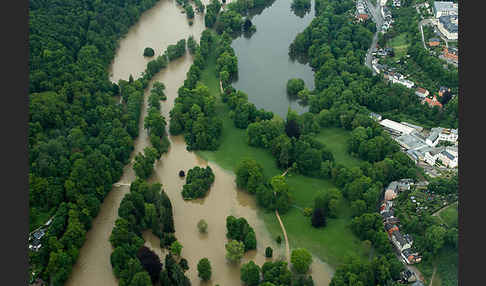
433 1 458 18
395 133 427 150
380 119 415 135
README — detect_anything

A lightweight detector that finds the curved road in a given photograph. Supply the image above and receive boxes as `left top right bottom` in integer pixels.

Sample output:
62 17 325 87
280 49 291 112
364 0 384 74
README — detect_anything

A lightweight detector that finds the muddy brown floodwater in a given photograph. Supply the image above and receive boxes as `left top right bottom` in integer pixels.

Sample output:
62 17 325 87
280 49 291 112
66 0 333 285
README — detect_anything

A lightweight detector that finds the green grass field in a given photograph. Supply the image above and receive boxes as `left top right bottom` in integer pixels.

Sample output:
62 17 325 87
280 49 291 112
315 127 364 168
195 44 367 268
438 202 458 228
388 33 410 59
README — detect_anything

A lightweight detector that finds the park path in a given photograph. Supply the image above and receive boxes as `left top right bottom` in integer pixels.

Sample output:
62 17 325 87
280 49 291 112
275 168 291 263
429 266 437 286
275 209 290 264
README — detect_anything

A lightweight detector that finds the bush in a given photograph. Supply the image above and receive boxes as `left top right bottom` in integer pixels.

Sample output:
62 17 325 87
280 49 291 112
197 258 212 281
265 247 273 258
291 248 312 274
303 207 313 217
197 219 208 233
287 78 305 96
276 236 282 244
144 47 155 57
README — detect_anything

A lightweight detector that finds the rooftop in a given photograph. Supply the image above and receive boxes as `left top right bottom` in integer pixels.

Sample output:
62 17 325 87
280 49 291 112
439 15 458 33
396 133 427 150
380 119 415 135
434 1 457 13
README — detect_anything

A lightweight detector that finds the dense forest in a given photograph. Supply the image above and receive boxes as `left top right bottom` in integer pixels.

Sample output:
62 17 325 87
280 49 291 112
28 0 171 284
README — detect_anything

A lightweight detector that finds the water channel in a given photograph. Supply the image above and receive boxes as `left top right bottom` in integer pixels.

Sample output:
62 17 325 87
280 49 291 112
231 0 316 119
66 0 332 285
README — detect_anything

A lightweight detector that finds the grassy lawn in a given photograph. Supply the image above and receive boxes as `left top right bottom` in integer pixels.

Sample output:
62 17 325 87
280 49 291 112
438 202 458 228
388 33 410 59
315 127 364 168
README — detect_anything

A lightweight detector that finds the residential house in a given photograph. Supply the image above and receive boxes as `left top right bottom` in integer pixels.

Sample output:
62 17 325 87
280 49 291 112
415 87 429 99
428 38 441 47
422 96 443 108
381 210 395 222
391 231 412 251
443 47 458 62
385 223 399 236
402 248 422 264
356 13 369 22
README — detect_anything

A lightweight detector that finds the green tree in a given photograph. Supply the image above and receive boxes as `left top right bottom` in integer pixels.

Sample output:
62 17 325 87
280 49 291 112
170 241 183 256
287 78 305 96
197 258 212 281
143 47 155 57
265 247 273 258
240 261 261 286
225 240 245 263
425 225 447 254
291 248 312 274
131 271 152 286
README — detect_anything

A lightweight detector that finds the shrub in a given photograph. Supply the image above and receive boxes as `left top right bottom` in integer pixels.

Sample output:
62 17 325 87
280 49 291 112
265 247 273 258
197 219 208 233
144 47 155 57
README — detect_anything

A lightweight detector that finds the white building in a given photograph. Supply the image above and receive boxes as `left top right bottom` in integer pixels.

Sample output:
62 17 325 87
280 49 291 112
433 1 458 18
438 128 458 143
438 150 458 168
380 119 415 135
424 149 441 166
437 14 458 40
426 128 441 147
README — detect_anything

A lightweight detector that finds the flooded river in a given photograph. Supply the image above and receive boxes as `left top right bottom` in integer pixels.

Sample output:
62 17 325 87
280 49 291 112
67 0 332 285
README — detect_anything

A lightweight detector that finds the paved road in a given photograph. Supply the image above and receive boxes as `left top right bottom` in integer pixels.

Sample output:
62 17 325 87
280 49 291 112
364 0 384 74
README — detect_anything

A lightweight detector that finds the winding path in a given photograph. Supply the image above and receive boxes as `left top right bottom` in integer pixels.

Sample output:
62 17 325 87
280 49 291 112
276 168 291 263
275 209 290 264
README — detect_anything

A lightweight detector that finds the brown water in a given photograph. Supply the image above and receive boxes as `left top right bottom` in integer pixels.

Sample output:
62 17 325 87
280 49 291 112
67 0 333 285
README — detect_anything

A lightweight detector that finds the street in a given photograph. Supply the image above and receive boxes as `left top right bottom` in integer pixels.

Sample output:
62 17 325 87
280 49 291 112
364 0 384 74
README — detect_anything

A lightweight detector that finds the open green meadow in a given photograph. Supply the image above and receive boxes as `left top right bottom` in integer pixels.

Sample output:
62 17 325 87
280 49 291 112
315 127 364 168
439 202 458 228
388 33 410 59
195 45 367 268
